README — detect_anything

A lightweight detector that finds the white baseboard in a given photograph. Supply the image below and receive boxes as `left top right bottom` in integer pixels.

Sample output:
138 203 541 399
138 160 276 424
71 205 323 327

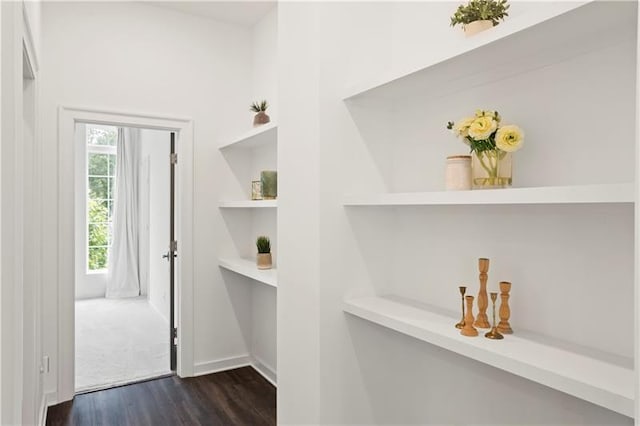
193 355 277 387
250 356 277 387
193 355 252 376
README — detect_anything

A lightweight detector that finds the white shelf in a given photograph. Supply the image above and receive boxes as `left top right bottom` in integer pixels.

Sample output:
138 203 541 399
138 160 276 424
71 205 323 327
219 200 277 209
219 122 277 150
344 296 634 417
342 2 636 102
343 183 634 207
219 257 277 288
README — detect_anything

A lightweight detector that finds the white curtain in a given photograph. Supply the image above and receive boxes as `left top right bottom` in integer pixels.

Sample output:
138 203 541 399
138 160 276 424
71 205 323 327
106 127 141 298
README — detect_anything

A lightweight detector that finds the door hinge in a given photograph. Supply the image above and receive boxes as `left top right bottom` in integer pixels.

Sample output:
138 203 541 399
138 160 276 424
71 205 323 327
170 153 178 165
170 240 178 252
172 327 178 345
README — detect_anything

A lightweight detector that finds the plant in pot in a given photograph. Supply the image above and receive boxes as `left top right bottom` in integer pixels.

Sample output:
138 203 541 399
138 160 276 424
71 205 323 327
250 100 270 127
450 0 509 37
256 236 272 270
447 109 524 189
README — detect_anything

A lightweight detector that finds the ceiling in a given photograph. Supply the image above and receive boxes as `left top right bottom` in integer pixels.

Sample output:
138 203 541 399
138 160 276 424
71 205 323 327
148 1 276 26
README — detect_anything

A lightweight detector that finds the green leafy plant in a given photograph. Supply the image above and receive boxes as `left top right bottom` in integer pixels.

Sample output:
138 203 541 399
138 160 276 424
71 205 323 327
256 236 271 254
250 100 269 113
450 0 509 27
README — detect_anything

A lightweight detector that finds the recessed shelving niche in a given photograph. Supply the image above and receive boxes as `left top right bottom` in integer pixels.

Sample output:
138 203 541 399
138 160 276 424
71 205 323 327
342 2 636 103
341 0 637 418
344 296 634 417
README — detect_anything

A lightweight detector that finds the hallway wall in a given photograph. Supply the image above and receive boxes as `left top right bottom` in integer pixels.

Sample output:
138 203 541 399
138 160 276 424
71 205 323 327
40 1 253 403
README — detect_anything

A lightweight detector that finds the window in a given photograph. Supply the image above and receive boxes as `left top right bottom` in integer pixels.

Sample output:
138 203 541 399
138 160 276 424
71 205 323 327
86 125 117 271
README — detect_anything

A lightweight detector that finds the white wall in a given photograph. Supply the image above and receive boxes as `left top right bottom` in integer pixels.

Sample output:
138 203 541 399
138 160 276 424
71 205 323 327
278 1 634 425
40 1 253 402
140 128 171 323
1 1 44 424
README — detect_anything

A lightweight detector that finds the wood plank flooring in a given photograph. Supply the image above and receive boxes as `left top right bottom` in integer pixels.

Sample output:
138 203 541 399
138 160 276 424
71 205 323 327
45 367 276 426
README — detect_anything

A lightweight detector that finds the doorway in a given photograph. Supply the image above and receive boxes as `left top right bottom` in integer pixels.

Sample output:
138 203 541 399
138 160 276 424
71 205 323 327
73 124 176 392
57 106 194 403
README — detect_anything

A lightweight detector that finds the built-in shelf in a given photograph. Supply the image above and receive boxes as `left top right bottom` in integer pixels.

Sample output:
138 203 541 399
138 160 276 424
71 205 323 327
219 122 277 150
219 257 277 288
344 296 634 417
342 1 636 102
219 200 277 209
343 183 634 207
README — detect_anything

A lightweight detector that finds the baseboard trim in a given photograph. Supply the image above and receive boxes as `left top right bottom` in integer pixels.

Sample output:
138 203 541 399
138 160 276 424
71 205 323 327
193 355 252 376
250 356 277 387
193 355 277 387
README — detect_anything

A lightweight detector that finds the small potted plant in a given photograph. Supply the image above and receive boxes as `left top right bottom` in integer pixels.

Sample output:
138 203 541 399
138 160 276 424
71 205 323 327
450 0 509 37
447 109 524 189
250 100 270 127
256 236 272 270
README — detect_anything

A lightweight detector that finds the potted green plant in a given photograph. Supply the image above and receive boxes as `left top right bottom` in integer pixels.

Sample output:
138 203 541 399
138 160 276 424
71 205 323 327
256 236 272 270
450 0 509 37
250 100 270 127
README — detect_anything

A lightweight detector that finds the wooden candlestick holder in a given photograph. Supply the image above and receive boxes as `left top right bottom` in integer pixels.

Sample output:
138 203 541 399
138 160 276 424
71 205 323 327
455 286 466 329
474 258 491 328
497 281 513 334
460 296 478 337
484 292 504 340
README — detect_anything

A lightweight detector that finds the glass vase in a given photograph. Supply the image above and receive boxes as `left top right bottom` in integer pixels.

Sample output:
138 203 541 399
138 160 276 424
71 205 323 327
471 150 512 189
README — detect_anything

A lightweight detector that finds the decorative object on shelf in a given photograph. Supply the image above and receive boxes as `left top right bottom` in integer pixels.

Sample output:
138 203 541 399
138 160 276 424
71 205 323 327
256 236 272 270
450 0 510 37
445 155 472 191
460 296 478 337
261 170 278 199
250 100 271 127
484 292 504 340
251 180 263 200
474 258 491 328
497 281 513 334
455 286 467 329
447 110 524 189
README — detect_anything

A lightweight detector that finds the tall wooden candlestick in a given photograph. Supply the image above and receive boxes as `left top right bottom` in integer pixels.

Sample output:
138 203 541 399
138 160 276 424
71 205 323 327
455 286 467 329
474 258 491 328
460 296 478 337
497 281 513 334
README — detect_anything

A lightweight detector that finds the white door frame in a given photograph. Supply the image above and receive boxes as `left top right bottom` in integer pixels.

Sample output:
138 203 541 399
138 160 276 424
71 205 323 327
57 106 194 402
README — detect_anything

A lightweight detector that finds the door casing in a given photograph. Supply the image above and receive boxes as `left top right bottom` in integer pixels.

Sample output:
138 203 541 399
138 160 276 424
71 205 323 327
57 106 194 403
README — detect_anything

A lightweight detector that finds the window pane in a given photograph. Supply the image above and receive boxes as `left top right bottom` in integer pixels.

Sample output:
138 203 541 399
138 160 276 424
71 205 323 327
108 154 116 176
87 126 117 147
88 199 109 223
88 223 109 247
88 153 109 176
88 176 109 199
88 247 108 270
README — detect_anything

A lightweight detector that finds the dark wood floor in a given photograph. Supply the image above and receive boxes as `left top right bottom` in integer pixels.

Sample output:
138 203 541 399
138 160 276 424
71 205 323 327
46 367 276 426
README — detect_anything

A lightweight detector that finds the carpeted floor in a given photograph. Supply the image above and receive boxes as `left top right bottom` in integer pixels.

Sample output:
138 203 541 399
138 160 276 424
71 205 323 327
75 297 171 392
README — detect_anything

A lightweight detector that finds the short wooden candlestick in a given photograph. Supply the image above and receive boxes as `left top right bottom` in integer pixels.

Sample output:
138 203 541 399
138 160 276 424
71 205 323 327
485 292 504 340
455 286 466 329
460 296 478 337
497 281 513 334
